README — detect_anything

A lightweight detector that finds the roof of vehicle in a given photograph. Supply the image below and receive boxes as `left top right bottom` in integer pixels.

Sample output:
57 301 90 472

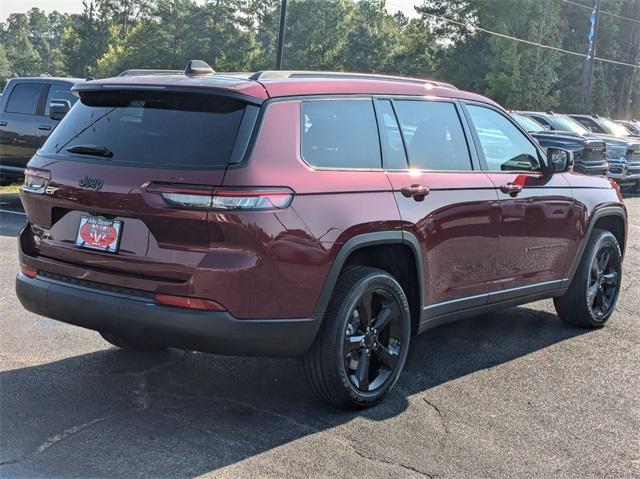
8 76 84 84
72 70 498 106
519 111 561 117
118 69 184 77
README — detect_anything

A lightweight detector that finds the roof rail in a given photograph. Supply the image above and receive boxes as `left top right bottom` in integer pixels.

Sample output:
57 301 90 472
118 69 183 77
249 70 458 89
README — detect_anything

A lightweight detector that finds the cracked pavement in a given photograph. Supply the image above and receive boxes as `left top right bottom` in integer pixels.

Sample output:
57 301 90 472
0 193 639 478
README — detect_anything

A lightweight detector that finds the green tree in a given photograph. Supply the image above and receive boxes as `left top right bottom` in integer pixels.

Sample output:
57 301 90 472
1 13 42 76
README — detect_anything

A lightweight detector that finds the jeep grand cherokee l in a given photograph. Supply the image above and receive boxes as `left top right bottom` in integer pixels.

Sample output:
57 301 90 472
16 62 627 408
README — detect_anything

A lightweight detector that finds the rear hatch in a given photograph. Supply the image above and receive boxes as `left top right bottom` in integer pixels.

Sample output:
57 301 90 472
21 84 262 288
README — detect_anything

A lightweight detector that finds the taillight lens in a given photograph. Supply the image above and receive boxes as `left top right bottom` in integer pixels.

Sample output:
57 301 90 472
20 265 38 278
154 293 225 311
210 189 293 210
146 184 294 211
23 168 51 193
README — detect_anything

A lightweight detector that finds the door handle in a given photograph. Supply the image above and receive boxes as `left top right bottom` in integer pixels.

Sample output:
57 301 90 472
400 184 430 201
38 124 52 131
499 183 523 196
0 121 7 126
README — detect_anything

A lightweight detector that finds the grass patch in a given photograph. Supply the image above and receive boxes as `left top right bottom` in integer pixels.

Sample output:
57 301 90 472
0 183 21 194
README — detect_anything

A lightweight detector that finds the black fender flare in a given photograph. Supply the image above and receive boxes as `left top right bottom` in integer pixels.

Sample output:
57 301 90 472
565 205 627 285
313 231 425 316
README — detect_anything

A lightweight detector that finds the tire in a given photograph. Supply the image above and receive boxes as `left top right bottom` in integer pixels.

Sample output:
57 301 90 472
302 266 412 409
99 331 167 352
554 228 622 328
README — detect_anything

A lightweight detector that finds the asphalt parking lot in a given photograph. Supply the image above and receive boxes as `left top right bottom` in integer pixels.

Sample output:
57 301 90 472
0 192 638 479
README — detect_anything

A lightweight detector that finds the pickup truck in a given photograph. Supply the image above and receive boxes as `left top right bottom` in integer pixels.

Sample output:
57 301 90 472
0 77 81 183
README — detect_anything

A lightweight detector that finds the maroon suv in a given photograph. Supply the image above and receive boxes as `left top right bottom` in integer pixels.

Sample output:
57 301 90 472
16 63 627 408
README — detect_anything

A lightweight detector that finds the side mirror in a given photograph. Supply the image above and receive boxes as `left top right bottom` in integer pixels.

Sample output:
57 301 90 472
49 99 71 121
546 147 573 173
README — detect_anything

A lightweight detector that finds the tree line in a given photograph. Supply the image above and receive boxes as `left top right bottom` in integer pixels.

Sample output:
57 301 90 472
1 0 638 118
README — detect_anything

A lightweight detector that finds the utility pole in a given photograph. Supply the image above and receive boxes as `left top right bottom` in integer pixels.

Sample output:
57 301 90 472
275 0 288 70
584 0 601 113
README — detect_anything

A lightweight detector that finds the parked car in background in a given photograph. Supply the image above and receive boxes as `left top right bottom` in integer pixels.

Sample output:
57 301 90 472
0 77 81 184
511 113 607 177
15 62 628 408
615 120 640 138
569 114 634 139
520 111 640 189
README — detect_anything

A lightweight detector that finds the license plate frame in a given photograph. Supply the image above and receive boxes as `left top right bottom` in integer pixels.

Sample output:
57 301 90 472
75 215 122 253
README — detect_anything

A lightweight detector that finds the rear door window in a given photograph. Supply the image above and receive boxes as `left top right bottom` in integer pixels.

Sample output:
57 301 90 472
301 99 381 169
5 83 46 115
393 100 472 171
39 91 247 169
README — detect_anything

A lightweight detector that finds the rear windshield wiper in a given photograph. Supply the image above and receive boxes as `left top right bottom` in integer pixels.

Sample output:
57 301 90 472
66 144 114 158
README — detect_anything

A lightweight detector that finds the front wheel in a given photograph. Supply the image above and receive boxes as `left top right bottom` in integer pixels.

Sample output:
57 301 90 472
554 229 622 328
302 266 411 409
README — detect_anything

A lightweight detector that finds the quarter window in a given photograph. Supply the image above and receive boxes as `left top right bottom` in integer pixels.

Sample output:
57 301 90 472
467 105 541 172
5 83 46 115
393 100 472 171
301 99 381 169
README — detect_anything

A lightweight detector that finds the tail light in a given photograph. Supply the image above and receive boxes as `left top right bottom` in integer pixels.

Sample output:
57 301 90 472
154 293 225 311
20 265 38 278
23 168 51 193
146 183 294 211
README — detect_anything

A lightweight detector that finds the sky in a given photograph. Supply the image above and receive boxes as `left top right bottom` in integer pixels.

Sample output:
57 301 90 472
0 0 419 22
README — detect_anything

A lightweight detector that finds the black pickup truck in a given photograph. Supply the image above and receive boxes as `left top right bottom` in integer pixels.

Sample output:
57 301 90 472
511 112 608 177
0 77 81 183
518 111 640 188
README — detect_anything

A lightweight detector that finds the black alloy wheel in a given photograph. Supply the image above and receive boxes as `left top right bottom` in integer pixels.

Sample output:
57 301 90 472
587 243 620 320
342 290 404 393
303 266 411 408
555 228 622 328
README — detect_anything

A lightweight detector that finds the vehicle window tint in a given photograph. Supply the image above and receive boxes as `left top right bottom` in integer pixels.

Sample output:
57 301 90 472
467 105 541 172
5 83 45 115
376 100 407 169
530 115 552 129
572 117 605 134
393 100 472 171
44 84 78 116
302 99 381 169
39 91 246 169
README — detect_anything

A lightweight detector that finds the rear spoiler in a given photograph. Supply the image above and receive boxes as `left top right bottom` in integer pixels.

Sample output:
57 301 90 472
71 83 265 106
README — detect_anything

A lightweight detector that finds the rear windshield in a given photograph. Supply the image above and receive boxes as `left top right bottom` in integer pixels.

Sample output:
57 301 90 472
40 91 246 169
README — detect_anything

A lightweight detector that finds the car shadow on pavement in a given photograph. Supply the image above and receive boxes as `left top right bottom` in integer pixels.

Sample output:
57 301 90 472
0 306 589 478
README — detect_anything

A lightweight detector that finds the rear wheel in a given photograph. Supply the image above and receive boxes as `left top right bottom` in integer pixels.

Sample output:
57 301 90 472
100 331 167 352
303 266 411 409
554 229 622 328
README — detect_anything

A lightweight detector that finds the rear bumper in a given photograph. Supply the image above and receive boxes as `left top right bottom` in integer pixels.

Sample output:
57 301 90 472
15 272 322 357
